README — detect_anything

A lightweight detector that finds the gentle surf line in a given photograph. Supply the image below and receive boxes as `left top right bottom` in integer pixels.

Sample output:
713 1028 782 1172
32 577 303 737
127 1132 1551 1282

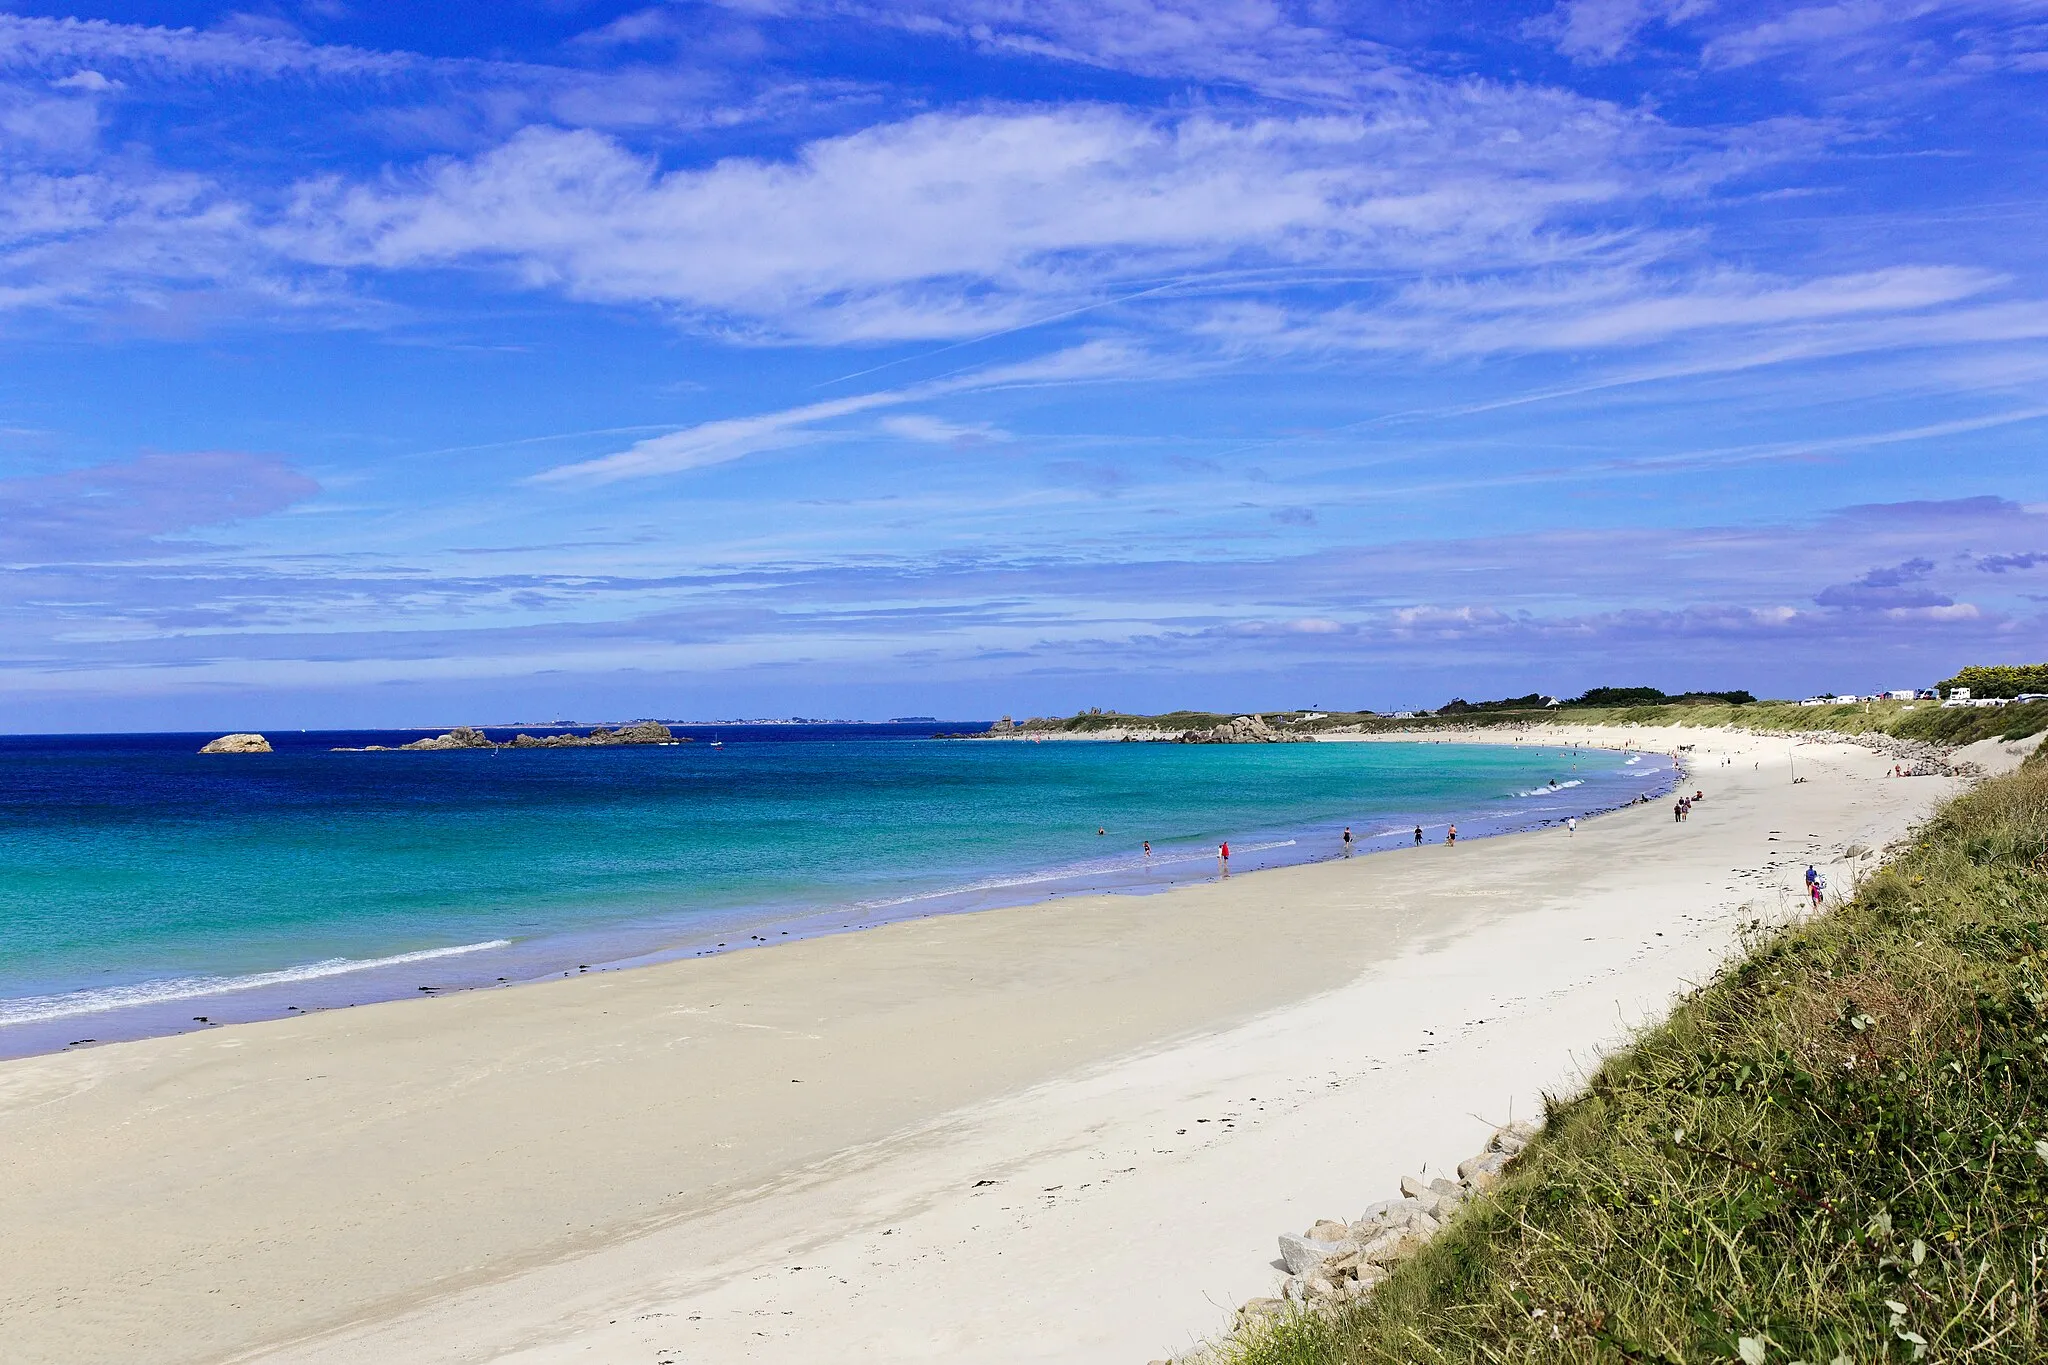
850 838 1302 911
0 939 514 1028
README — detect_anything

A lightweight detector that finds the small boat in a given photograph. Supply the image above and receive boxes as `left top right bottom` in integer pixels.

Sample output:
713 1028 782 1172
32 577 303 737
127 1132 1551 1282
709 740 724 749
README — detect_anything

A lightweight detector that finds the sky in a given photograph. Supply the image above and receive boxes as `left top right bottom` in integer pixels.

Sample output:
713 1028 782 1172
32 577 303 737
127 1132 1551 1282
2 1 2046 730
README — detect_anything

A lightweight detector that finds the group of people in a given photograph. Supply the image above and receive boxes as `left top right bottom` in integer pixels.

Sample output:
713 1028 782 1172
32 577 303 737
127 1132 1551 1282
1673 788 1704 822
1805 863 1827 908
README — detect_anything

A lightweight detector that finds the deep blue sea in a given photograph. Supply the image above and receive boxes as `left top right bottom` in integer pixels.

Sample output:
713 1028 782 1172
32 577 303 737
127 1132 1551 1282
0 725 1674 1056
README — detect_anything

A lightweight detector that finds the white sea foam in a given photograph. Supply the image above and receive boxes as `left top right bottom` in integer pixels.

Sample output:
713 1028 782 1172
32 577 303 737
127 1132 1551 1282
0 939 513 1028
1624 755 1643 765
852 839 1300 911
1516 779 1584 797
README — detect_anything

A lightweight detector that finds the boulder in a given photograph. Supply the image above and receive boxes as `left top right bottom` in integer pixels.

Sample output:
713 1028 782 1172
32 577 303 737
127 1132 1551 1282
1459 1150 1510 1182
1175 714 1313 744
1357 1197 1424 1226
1354 1198 1435 1241
1278 1232 1346 1277
198 733 271 754
1236 1298 1288 1327
1340 1271 1385 1300
1356 1228 1425 1265
1491 1121 1539 1154
1398 1174 1433 1200
400 726 493 750
1306 1219 1350 1243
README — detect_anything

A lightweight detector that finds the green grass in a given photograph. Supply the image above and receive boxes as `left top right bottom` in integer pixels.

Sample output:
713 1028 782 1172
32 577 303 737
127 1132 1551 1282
1215 753 2048 1365
1016 700 2048 749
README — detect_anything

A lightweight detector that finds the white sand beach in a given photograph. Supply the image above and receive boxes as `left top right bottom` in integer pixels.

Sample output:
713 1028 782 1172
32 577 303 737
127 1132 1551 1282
2 726 2033 1365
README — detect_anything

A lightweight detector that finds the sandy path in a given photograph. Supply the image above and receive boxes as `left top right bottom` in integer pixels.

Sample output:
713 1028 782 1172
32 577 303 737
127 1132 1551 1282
0 726 2011 1364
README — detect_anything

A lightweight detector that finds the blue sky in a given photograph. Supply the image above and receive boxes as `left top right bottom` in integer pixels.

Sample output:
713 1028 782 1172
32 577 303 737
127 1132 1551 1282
2 1 2046 729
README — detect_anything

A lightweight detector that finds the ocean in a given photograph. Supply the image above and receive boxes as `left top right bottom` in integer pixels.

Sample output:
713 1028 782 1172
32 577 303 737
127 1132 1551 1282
0 725 1674 1056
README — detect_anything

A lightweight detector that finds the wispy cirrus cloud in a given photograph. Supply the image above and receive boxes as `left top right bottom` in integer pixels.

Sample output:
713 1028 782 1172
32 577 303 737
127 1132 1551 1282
0 451 319 563
272 88 1689 343
0 13 417 81
6 495 2040 704
1530 0 1715 65
532 339 1152 483
1702 0 2048 70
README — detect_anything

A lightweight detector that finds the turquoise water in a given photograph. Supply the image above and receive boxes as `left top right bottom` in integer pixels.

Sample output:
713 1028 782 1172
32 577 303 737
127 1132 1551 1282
0 726 1672 1055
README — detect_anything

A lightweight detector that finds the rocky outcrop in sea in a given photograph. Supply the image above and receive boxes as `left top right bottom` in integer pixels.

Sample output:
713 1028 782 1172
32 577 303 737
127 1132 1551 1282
198 733 273 754
336 722 682 751
1174 715 1314 744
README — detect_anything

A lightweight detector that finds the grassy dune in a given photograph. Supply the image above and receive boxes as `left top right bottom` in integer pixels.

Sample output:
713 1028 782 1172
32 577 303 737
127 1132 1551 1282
1222 748 2048 1365
1012 700 2048 750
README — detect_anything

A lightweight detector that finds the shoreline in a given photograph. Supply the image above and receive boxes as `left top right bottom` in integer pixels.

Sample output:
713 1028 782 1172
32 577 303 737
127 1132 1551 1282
2 725 2029 1364
0 738 1670 1061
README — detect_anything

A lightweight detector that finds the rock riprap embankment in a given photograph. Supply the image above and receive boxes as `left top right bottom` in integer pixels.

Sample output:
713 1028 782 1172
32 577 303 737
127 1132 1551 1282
336 722 682 752
1150 1120 1538 1365
198 733 272 754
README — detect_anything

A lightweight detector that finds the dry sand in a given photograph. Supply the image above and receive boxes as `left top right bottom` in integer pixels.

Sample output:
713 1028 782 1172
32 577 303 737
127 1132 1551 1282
2 725 2033 1365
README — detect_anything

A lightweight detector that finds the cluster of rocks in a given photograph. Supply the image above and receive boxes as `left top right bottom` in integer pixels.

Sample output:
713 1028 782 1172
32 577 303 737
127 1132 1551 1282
198 733 273 754
1174 715 1315 745
338 722 681 752
504 721 679 748
1151 1121 1537 1364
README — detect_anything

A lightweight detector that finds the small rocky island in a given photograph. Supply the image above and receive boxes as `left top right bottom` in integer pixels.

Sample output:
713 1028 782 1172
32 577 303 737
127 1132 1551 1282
335 722 684 752
1173 713 1313 744
198 733 274 754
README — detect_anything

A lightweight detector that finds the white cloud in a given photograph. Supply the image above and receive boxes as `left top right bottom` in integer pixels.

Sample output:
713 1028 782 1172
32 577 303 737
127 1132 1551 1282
858 0 1397 104
532 339 1151 483
275 89 1684 341
0 13 416 80
1701 0 2048 69
1531 0 1715 64
48 69 120 92
1209 264 2008 357
878 414 1010 444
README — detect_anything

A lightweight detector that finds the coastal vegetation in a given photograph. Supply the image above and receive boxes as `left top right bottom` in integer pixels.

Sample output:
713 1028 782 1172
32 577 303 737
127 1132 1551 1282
1937 663 2048 700
1215 745 2048 1365
1003 693 2048 751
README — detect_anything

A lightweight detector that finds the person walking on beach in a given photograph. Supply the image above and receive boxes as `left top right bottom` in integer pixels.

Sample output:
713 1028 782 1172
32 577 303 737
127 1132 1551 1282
1447 823 1457 846
1342 826 1353 856
1218 841 1230 871
1413 824 1423 845
1566 817 1577 836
